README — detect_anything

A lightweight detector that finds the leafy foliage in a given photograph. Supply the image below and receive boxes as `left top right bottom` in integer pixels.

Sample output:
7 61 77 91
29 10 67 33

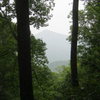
66 0 100 100
78 0 100 71
31 35 48 67
0 17 52 100
29 0 55 28
0 0 55 28
0 0 100 100
0 15 19 100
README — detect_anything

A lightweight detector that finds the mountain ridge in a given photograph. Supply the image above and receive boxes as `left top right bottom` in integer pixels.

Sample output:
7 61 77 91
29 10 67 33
34 30 71 65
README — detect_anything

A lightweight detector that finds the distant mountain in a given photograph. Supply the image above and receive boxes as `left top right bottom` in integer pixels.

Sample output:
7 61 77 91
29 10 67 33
34 30 71 66
48 60 69 71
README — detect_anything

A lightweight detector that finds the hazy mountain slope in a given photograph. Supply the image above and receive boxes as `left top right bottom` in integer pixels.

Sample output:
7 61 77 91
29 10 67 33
48 60 69 71
34 30 71 63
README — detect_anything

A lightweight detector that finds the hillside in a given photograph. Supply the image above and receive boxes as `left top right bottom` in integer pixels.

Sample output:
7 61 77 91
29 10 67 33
48 60 69 71
34 30 71 67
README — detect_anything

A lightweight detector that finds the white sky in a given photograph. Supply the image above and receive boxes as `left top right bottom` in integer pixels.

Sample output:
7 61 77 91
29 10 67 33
31 0 84 35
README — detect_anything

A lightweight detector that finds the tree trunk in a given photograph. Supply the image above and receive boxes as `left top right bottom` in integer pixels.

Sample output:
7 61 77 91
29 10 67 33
15 0 34 100
70 0 79 87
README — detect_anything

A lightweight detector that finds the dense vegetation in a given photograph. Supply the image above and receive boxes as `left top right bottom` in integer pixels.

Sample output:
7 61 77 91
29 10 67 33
0 0 100 100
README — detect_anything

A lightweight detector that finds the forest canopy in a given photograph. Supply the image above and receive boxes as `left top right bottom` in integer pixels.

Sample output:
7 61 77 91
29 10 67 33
0 0 100 100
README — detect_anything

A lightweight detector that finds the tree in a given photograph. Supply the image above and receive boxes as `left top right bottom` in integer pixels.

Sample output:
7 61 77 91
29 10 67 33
0 0 54 100
15 0 34 100
0 16 19 100
0 0 54 28
78 0 100 71
0 16 51 99
70 0 79 86
31 35 48 68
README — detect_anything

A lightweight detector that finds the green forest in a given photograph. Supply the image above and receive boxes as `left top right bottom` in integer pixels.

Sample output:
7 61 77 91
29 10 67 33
0 0 100 100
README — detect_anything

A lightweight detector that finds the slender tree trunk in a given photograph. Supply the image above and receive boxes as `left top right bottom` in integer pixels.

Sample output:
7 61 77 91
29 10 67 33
70 0 79 87
15 0 34 100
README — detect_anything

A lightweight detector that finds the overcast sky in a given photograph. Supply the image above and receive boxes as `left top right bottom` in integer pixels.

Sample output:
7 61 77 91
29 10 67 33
31 0 84 35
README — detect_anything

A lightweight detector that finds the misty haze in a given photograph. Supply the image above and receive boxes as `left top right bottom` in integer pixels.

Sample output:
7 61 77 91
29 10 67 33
35 30 71 68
